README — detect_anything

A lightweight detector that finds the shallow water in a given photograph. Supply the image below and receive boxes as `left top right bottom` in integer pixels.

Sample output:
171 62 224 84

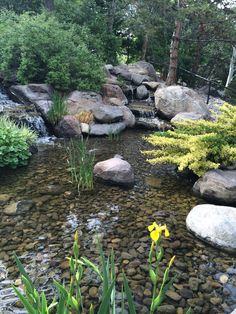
0 130 235 313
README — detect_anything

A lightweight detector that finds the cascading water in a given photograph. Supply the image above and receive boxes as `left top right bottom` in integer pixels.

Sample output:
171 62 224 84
0 87 49 137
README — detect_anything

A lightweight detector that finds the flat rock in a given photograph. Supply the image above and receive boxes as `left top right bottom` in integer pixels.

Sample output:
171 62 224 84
186 204 236 253
102 83 128 106
90 122 126 136
193 170 236 204
10 84 53 118
0 194 11 205
155 86 209 120
3 200 35 215
143 81 159 90
171 112 206 123
94 155 134 186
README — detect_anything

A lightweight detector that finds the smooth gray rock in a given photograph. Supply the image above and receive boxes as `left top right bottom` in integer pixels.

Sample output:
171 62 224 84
193 170 236 204
186 204 236 253
171 112 206 123
90 122 126 136
94 155 134 186
136 117 171 131
155 86 209 120
136 85 149 100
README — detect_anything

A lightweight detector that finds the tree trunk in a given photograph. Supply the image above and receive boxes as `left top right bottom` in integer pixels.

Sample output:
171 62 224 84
225 46 236 89
44 0 54 12
191 21 205 87
166 18 181 86
107 0 116 33
141 33 149 60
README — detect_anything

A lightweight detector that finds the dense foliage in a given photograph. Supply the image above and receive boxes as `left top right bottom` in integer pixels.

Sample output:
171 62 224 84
47 92 67 125
143 103 236 176
0 0 235 94
0 116 36 168
0 12 104 91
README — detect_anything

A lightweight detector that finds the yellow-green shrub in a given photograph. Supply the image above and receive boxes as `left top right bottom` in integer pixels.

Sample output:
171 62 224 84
143 103 236 176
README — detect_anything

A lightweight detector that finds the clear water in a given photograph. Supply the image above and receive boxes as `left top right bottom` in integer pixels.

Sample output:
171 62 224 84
0 130 235 313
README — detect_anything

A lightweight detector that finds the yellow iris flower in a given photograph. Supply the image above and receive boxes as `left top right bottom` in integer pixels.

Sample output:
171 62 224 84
148 222 170 242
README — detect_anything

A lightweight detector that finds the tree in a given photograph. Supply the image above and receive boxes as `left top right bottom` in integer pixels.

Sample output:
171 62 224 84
166 0 181 85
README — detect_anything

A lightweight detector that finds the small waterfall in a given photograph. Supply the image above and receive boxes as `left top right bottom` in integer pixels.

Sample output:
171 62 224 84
0 87 49 137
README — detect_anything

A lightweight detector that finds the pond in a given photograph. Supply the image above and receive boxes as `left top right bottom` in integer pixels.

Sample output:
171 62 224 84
0 130 235 314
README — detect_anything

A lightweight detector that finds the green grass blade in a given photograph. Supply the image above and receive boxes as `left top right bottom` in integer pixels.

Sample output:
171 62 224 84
13 286 37 314
97 279 116 314
14 253 34 290
122 272 137 314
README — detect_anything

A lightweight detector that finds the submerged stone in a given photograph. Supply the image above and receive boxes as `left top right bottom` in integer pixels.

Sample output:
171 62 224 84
3 200 35 215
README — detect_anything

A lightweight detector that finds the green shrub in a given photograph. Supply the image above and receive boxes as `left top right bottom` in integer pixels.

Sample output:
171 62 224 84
143 103 236 176
47 92 67 125
0 116 36 168
0 11 104 91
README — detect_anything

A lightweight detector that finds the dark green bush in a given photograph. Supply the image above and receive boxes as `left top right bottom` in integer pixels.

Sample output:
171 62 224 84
0 11 104 91
0 116 36 168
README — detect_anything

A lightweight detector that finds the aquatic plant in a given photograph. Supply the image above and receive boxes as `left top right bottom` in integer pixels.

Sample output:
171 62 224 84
143 103 236 176
47 92 67 125
0 116 36 168
107 130 121 142
14 223 179 313
66 138 95 191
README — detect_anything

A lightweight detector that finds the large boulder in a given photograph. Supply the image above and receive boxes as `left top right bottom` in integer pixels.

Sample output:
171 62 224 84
111 61 158 84
193 170 236 204
66 91 123 123
89 122 126 136
9 84 53 119
171 112 206 123
54 115 82 138
186 204 236 253
102 83 128 106
94 155 134 186
155 86 209 120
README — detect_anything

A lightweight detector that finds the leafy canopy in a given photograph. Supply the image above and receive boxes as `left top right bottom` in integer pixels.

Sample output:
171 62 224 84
143 103 236 176
0 11 104 91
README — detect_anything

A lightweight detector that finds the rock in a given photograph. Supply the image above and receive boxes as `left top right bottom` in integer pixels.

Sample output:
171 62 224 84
10 84 53 119
54 115 82 138
89 287 98 298
193 170 236 204
112 61 158 83
80 123 90 134
143 81 159 90
67 91 123 123
3 200 35 215
186 204 236 253
157 305 176 314
102 83 128 106
136 85 149 100
189 277 200 291
94 155 134 186
220 274 229 284
89 122 126 136
171 112 206 123
121 106 135 128
0 194 11 205
166 290 182 301
155 86 209 120
136 117 171 131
